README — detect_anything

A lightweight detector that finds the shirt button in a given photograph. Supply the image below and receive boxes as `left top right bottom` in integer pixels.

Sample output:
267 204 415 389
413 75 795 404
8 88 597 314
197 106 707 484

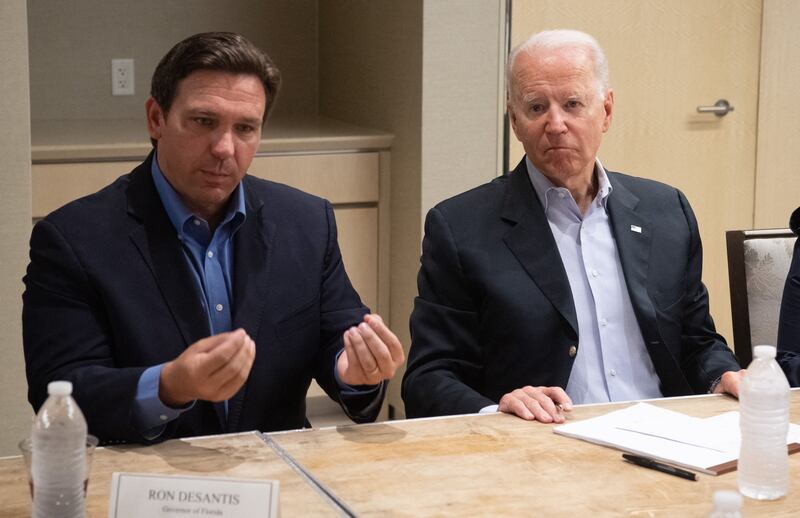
160 414 168 421
215 303 223 312
558 192 566 199
610 369 617 377
207 251 214 258
591 269 599 278
568 345 577 358
193 219 201 226
600 318 608 327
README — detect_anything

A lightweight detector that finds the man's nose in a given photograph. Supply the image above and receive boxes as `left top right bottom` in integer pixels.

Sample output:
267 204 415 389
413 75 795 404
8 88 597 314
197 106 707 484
210 129 235 159
544 108 568 134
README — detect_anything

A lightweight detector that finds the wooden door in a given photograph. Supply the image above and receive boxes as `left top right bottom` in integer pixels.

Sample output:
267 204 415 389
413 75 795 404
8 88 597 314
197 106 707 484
509 0 762 348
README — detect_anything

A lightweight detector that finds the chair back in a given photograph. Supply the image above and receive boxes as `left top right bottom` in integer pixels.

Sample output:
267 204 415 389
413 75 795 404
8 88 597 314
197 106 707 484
726 228 796 366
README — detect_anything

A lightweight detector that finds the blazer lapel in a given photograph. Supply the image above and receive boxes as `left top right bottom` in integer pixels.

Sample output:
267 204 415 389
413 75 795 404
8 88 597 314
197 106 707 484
606 172 687 394
605 173 653 324
226 177 275 431
126 155 210 349
502 161 579 336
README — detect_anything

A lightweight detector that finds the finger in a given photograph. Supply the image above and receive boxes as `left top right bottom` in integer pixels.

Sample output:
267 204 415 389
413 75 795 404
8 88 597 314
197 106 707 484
539 386 573 414
348 325 380 375
203 330 251 377
207 338 255 399
355 322 396 378
209 334 254 381
341 328 369 384
518 387 560 423
190 329 245 353
498 393 535 420
364 314 405 364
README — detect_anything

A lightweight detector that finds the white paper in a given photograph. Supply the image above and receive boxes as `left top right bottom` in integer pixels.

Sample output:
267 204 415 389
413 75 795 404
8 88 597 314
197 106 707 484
108 472 279 518
553 402 800 475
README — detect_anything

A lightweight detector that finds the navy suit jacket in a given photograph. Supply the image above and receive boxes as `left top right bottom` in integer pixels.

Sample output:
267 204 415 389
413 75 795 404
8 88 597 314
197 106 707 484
23 153 383 444
777 207 800 386
402 159 740 417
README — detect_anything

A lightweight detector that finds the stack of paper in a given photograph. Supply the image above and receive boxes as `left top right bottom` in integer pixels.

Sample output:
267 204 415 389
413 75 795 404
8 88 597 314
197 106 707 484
553 402 800 475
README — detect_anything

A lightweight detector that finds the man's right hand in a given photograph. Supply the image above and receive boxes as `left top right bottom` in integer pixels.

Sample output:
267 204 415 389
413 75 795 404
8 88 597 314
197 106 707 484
159 329 256 407
498 386 573 423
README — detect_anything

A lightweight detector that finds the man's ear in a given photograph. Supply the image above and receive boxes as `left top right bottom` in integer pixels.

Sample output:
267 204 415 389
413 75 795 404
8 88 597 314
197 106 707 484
145 97 166 141
508 102 522 142
602 89 614 133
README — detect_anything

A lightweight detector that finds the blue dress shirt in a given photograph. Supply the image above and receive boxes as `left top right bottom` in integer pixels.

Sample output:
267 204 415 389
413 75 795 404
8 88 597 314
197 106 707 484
133 154 378 435
132 155 245 434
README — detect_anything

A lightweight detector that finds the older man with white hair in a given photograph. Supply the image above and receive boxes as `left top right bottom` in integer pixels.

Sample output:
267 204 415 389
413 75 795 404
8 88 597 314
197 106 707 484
402 29 745 423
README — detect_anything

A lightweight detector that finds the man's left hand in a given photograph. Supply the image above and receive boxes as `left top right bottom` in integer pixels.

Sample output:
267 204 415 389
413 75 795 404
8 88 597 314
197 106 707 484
337 314 405 386
713 369 747 398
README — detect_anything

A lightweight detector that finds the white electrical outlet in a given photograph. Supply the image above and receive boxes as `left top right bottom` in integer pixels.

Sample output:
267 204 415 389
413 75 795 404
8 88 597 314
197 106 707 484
111 58 135 96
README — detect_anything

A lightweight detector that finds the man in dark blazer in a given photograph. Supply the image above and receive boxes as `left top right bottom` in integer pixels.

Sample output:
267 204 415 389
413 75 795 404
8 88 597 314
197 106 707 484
402 29 743 423
23 33 403 444
777 207 800 386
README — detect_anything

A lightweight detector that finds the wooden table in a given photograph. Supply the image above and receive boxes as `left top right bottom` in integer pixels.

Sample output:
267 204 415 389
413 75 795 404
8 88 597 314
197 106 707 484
1 393 798 517
0 432 337 517
271 391 800 517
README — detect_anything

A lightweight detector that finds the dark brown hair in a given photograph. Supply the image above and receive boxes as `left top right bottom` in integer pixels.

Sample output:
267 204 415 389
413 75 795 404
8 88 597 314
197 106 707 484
150 32 281 124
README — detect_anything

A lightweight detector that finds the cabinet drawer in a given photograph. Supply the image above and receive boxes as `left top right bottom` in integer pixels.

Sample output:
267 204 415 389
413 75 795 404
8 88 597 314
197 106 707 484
32 161 142 218
247 152 379 204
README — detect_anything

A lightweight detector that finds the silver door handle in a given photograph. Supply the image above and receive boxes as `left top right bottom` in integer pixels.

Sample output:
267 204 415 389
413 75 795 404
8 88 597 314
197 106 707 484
696 99 734 117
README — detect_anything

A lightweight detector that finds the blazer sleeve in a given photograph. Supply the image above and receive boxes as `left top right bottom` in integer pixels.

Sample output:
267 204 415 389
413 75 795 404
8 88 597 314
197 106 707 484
777 210 800 387
22 218 148 444
312 201 386 422
402 207 495 418
673 190 741 391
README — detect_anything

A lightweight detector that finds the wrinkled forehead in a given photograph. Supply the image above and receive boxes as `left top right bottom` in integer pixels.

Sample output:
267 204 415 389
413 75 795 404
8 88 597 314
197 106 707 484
510 46 596 98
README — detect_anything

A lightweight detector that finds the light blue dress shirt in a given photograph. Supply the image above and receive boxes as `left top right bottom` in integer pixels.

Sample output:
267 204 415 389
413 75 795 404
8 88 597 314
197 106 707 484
525 157 662 404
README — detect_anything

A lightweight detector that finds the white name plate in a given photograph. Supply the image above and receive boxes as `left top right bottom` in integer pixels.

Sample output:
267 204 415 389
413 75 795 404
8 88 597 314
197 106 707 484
108 472 279 518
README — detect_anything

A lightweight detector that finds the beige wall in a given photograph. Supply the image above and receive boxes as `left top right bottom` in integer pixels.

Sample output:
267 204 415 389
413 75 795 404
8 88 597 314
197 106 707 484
754 0 800 229
319 0 506 416
0 0 33 455
421 1 506 215
28 0 318 122
319 0 424 417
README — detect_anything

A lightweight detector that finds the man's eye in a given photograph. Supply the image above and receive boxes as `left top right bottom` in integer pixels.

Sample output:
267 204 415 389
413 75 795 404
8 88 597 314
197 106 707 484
236 124 256 134
566 100 581 109
531 104 544 113
193 117 213 126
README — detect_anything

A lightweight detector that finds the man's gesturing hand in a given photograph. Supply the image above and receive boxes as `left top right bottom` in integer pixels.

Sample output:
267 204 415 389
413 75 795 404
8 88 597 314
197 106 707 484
159 329 256 407
337 314 405 386
498 386 573 423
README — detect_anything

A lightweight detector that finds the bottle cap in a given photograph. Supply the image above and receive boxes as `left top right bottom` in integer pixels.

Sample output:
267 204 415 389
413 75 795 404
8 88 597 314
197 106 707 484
713 490 742 511
753 345 777 359
47 381 73 396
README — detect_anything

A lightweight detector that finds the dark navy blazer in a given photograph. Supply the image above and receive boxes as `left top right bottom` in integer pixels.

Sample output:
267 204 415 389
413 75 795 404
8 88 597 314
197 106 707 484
777 207 800 386
403 159 740 417
23 153 383 443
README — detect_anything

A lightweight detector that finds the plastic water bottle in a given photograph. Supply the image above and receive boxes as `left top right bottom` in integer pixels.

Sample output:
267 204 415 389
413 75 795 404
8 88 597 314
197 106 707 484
708 490 742 517
738 345 790 500
31 381 88 518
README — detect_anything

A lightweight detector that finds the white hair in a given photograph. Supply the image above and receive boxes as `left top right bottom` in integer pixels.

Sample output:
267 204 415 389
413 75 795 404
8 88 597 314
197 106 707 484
506 29 610 101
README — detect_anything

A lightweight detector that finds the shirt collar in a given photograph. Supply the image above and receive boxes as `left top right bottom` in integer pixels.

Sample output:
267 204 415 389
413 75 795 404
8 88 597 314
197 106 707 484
150 151 247 235
525 156 613 213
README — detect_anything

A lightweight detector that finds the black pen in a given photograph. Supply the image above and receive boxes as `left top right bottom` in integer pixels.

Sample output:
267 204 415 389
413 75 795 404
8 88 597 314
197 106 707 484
622 453 697 481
